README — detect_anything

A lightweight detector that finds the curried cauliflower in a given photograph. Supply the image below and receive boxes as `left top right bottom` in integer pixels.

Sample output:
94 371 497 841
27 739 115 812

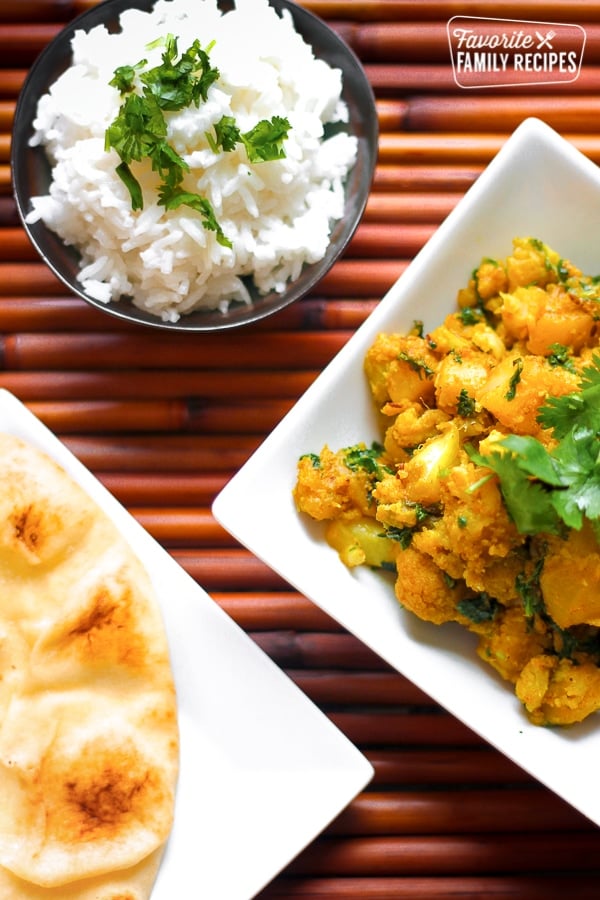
294 237 600 727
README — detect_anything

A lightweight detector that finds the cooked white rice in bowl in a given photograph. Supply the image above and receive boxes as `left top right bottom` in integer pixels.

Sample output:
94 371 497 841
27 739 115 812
23 0 360 324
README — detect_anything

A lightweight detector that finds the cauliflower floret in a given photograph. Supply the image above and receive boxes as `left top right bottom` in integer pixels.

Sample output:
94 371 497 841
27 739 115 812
293 444 375 521
364 332 438 407
476 606 551 684
516 656 600 726
394 546 470 626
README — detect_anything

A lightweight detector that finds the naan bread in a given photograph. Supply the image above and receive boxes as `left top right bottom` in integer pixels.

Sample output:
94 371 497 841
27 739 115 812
0 433 179 898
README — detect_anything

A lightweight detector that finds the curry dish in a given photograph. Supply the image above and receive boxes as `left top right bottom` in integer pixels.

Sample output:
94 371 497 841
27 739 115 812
294 237 600 727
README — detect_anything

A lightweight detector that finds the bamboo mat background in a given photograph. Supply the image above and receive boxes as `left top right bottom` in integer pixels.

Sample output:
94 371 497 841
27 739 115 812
3 1 600 898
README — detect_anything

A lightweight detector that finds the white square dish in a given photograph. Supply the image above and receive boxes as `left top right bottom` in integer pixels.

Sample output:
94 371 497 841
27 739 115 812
0 389 373 899
213 117 600 827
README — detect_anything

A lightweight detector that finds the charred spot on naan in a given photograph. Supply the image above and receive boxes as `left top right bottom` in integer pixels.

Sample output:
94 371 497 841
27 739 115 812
52 740 170 845
0 699 177 887
0 440 94 567
32 559 168 678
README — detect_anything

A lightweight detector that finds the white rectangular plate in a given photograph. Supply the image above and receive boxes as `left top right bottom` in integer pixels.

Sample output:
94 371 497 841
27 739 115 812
0 389 373 899
214 118 600 828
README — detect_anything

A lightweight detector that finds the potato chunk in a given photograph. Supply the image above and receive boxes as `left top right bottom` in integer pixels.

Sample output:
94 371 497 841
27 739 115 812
541 524 600 628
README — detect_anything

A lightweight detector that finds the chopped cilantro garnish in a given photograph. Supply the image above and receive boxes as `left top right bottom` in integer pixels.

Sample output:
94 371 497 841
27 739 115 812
299 452 321 468
468 354 600 537
383 525 414 549
458 306 483 326
397 351 434 379
241 115 291 162
457 593 499 624
505 357 523 400
207 114 291 162
457 389 476 417
105 33 291 244
140 35 219 110
547 343 576 372
515 559 545 618
343 442 391 479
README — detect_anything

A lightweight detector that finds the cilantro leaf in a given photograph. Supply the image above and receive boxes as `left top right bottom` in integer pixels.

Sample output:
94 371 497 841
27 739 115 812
498 435 565 486
468 355 600 536
538 353 600 437
140 35 219 111
115 161 143 211
467 444 563 535
241 116 291 162
207 115 241 153
457 389 476 417
105 92 166 164
457 593 500 624
158 186 232 248
109 59 147 94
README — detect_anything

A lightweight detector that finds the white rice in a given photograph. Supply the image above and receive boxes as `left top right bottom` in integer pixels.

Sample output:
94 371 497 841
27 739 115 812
26 0 358 322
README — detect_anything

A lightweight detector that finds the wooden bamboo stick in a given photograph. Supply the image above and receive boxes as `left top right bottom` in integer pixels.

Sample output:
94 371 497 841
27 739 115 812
0 227 38 260
26 397 294 434
131 507 235 548
346 222 435 258
364 192 459 223
289 670 436 707
0 71 25 99
0 165 12 194
3 330 353 371
0 25 62 67
250 630 391 671
99 471 229 506
0 263 65 295
378 132 600 166
365 748 532 786
62 434 260 473
258 875 600 900
372 164 481 192
0 368 317 400
0 295 377 333
328 711 481 747
402 95 600 134
214 591 343 632
0 102 13 130
286 832 600 876
0 1 80 21
0 134 10 163
0 197 19 225
327 789 586 836
319 260 406 296
172 549 290 590
304 1 600 23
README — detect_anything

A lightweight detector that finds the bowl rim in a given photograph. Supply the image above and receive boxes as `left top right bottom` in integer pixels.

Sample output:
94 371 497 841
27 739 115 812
11 0 379 332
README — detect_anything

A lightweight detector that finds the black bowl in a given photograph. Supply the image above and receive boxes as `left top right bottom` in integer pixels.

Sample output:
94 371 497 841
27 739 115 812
11 0 378 332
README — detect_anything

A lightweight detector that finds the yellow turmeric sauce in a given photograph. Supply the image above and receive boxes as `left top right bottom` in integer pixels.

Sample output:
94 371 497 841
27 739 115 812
294 237 600 727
